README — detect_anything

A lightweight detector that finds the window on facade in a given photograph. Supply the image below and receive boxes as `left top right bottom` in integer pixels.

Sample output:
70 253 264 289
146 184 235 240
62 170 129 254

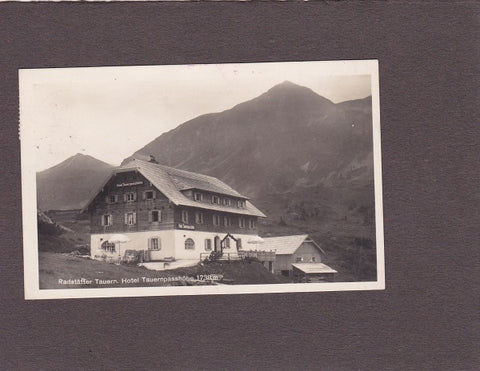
182 210 189 224
185 238 195 250
238 217 245 228
102 214 112 226
125 212 136 225
223 198 231 206
311 256 316 262
205 239 212 251
151 210 161 222
224 216 231 226
195 211 204 224
236 238 242 249
125 192 136 202
211 195 219 204
108 195 117 204
237 200 246 208
225 237 230 248
101 241 116 252
194 192 202 201
248 219 257 229
213 214 220 226
144 190 155 200
295 257 303 263
149 238 161 250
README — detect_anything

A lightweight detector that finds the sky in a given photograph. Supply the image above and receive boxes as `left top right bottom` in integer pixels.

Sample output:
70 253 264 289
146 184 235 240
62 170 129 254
19 61 375 171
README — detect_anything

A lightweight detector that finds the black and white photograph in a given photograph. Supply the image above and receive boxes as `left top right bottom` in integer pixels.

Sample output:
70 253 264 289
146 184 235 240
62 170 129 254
20 60 383 299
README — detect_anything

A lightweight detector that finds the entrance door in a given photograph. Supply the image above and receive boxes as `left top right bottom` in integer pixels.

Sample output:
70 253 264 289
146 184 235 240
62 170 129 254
214 236 220 252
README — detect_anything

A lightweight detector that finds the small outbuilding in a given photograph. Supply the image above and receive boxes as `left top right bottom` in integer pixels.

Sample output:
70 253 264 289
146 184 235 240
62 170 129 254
261 234 336 280
291 263 337 283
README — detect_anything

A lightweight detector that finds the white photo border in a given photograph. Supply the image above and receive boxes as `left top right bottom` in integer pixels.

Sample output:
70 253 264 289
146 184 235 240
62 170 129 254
20 60 384 300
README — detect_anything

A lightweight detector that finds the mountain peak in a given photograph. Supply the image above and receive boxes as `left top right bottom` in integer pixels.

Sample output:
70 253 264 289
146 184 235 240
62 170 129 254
268 80 309 92
259 80 334 107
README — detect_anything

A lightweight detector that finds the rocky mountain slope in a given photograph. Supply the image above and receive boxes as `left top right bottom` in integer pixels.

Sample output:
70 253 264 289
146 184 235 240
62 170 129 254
36 153 114 211
123 81 373 197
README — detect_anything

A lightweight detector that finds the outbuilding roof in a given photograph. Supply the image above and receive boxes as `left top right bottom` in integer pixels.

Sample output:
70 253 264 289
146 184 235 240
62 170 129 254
260 234 325 255
292 263 337 274
86 159 265 217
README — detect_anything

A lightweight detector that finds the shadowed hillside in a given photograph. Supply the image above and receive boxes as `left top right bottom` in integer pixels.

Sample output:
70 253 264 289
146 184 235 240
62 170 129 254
37 153 114 211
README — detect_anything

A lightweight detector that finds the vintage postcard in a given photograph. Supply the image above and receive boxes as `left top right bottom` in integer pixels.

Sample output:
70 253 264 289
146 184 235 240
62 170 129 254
20 60 384 299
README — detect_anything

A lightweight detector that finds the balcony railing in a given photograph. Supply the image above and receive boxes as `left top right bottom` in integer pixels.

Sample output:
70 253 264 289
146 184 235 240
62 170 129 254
200 250 276 262
238 250 276 262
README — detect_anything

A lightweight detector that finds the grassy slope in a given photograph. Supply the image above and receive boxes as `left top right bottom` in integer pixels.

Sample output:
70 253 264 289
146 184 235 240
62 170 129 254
255 184 377 282
39 252 290 290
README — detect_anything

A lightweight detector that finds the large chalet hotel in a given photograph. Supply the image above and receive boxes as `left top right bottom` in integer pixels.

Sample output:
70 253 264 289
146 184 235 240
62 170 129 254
85 158 266 262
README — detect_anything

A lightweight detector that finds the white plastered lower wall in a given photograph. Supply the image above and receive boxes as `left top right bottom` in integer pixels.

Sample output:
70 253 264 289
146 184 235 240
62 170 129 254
91 229 260 261
90 230 176 260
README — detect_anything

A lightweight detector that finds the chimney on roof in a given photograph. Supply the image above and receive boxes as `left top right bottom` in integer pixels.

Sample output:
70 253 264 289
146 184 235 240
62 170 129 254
149 155 158 164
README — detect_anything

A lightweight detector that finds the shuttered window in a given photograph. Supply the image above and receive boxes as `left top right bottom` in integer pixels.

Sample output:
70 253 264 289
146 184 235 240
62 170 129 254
149 210 161 223
101 214 112 226
125 212 137 225
124 192 137 202
143 190 156 200
105 195 118 204
149 237 161 250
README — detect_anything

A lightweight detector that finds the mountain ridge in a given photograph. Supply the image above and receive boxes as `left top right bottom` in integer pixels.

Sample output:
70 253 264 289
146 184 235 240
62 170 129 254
37 153 114 211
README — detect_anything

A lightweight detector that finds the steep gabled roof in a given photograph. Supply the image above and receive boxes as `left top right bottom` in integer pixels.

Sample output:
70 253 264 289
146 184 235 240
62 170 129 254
260 234 325 255
85 159 265 217
136 160 247 198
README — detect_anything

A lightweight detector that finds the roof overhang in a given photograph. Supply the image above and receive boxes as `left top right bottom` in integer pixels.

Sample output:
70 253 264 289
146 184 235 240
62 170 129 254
292 263 337 274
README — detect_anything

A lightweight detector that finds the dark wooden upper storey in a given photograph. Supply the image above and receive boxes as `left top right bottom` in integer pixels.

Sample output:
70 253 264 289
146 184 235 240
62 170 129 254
85 159 265 235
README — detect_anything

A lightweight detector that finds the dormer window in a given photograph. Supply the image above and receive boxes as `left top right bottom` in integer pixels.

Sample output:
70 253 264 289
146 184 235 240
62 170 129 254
212 195 220 204
223 198 231 206
237 200 246 208
194 192 203 201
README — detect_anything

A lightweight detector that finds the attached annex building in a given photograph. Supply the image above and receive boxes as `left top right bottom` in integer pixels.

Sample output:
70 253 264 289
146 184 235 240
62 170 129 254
85 159 265 262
